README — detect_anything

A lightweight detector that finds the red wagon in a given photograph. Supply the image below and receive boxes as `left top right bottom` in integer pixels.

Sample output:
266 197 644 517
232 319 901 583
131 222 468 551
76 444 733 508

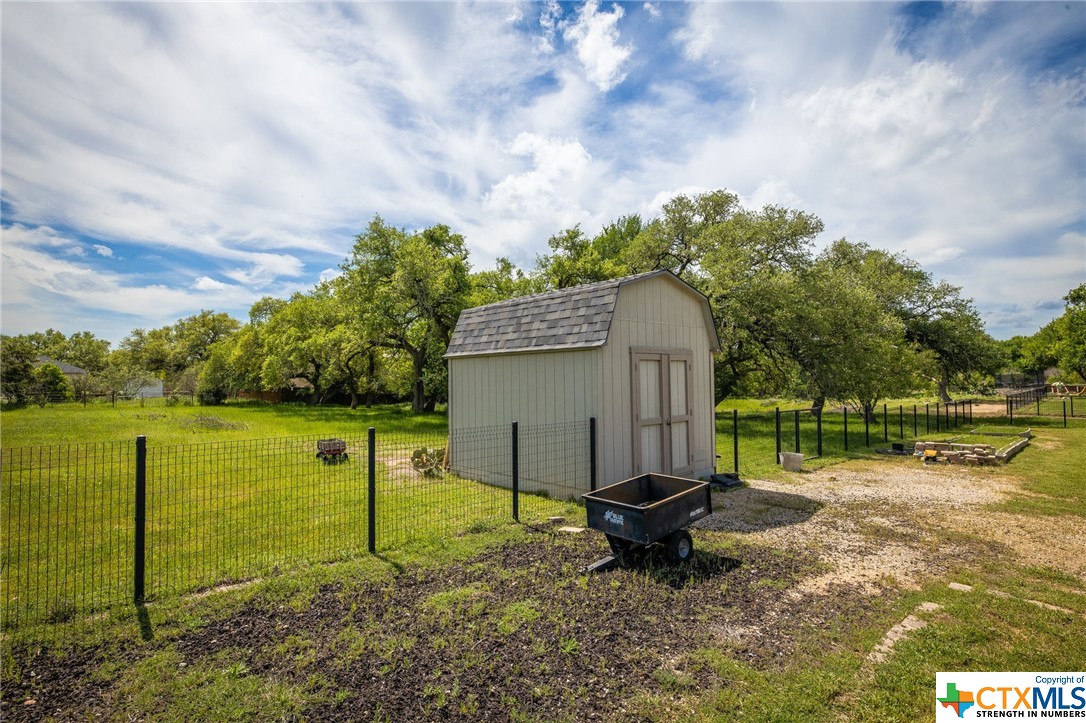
316 438 348 464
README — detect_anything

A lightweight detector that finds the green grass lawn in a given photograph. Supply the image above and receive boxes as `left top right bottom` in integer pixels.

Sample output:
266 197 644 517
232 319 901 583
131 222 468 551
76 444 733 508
715 401 977 481
3 398 1085 721
1 402 580 634
0 400 448 447
5 396 1077 634
715 395 1085 482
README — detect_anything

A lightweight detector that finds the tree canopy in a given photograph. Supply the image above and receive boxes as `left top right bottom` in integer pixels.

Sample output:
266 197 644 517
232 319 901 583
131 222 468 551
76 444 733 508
5 189 1038 409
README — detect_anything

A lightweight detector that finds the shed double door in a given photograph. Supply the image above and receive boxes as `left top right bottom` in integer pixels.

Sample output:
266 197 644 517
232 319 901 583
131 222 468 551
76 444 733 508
631 349 693 476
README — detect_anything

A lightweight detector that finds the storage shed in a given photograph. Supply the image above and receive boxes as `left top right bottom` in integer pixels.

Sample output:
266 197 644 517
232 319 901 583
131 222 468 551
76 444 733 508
445 270 720 493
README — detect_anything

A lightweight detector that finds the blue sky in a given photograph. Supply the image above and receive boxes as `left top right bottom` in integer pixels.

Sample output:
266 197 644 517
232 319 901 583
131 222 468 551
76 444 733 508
2 1 1084 344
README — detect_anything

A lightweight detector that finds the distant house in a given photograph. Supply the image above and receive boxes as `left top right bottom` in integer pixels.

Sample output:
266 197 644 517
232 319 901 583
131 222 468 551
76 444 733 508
236 379 313 404
133 381 165 399
445 270 721 493
35 356 87 381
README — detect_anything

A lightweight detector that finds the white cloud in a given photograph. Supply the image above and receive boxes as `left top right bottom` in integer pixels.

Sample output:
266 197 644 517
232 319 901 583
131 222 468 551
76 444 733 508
221 252 305 287
788 61 991 171
193 276 229 291
655 3 1084 337
537 0 563 54
1 2 1081 342
746 178 804 211
925 246 968 265
93 244 113 258
485 133 592 218
1 226 260 340
2 224 85 258
562 1 633 92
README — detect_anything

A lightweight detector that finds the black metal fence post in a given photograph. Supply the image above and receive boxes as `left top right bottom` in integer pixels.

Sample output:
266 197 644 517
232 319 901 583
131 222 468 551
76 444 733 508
816 409 823 457
512 421 520 522
589 417 598 491
134 435 147 604
899 405 904 440
732 409 740 475
793 410 800 453
864 407 870 448
1064 401 1068 428
775 408 782 464
936 402 941 432
883 404 888 442
367 427 376 554
1009 401 1014 423
913 404 918 438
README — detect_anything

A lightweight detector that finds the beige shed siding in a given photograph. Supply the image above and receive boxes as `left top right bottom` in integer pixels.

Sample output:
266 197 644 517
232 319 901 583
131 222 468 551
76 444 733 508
448 349 598 495
449 349 597 429
597 275 716 485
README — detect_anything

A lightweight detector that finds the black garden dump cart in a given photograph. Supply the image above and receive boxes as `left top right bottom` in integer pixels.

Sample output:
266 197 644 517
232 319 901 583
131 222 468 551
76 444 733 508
316 438 348 464
581 473 712 572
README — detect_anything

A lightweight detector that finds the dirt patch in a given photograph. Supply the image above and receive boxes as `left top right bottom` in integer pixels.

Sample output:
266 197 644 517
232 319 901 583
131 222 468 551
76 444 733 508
970 401 1008 418
179 415 247 431
696 458 1086 591
3 534 890 722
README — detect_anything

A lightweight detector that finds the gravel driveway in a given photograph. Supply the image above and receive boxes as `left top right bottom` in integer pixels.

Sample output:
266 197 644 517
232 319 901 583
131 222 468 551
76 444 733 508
696 456 1086 595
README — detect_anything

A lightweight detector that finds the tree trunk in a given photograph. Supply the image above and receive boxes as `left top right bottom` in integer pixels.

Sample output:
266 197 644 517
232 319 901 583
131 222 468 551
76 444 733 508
937 365 952 404
411 351 426 412
342 355 360 411
365 352 376 408
862 400 876 424
306 362 322 406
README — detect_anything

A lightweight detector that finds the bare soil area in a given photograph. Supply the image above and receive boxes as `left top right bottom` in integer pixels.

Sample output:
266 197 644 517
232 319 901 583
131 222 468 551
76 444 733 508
696 457 1086 592
4 534 885 723
969 401 1009 417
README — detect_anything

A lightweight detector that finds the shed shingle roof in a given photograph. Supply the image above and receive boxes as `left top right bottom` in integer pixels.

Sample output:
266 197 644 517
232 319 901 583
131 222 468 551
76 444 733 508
446 270 717 358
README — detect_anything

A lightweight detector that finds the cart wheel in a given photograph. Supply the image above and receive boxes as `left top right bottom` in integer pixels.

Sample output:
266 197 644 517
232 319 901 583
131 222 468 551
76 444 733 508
667 530 693 562
341 453 349 462
316 452 323 459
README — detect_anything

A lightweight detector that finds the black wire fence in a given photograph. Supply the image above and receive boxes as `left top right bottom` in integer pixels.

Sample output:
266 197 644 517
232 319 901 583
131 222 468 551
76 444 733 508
716 401 976 477
1 390 176 409
6 398 1061 638
1 422 590 637
1 442 133 627
1005 387 1081 424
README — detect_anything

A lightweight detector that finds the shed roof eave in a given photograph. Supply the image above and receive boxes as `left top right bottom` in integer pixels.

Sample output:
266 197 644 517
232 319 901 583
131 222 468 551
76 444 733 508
444 341 606 360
